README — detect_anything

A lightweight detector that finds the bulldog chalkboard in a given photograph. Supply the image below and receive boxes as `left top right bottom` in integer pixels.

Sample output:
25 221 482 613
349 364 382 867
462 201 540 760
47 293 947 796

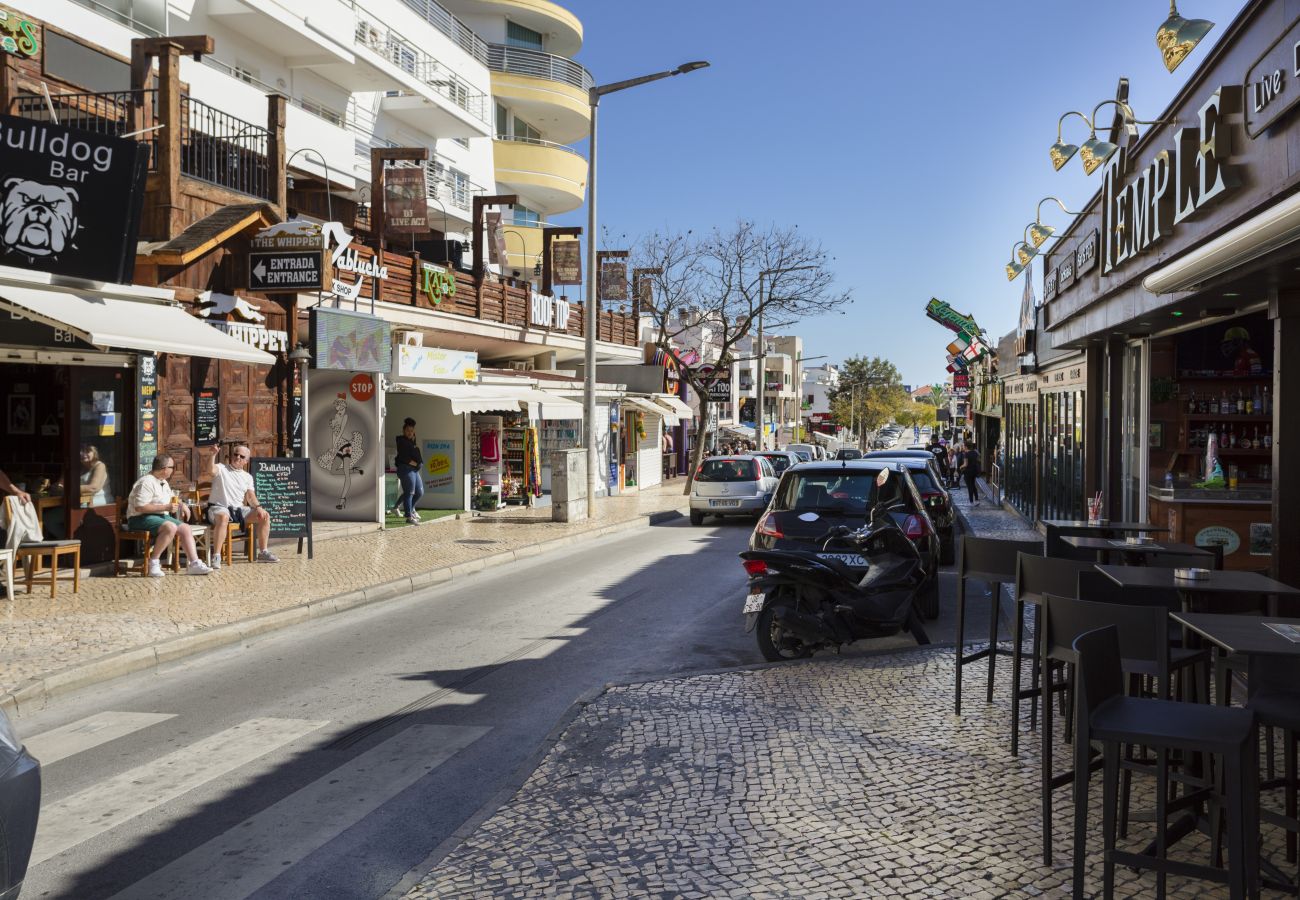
0 115 149 282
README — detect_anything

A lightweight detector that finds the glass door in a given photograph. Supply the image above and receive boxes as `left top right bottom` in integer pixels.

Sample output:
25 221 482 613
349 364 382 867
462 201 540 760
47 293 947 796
1119 342 1148 523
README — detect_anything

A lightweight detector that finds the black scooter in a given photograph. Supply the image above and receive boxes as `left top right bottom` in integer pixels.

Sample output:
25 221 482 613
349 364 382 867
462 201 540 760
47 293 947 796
739 474 931 661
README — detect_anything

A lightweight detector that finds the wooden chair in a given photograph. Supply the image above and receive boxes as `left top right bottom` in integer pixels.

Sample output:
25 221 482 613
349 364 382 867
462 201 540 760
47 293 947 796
113 498 155 576
0 548 14 598
168 488 211 571
211 501 257 565
16 541 81 598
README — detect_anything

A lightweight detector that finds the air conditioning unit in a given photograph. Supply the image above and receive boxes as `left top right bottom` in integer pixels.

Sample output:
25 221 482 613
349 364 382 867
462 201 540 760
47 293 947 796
396 330 423 347
510 360 534 371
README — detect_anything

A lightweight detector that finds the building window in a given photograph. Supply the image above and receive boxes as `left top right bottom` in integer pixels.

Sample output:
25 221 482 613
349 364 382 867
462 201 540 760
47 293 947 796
512 116 540 142
300 97 344 127
506 20 544 50
513 205 541 227
234 60 261 85
448 168 470 208
496 103 508 136
453 137 469 148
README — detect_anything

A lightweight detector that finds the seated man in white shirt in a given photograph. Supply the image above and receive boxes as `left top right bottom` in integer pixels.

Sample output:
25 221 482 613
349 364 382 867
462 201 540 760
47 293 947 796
207 443 277 567
126 455 211 577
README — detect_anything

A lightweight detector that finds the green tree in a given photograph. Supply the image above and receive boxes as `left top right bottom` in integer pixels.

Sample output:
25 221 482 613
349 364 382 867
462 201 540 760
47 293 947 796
828 356 908 443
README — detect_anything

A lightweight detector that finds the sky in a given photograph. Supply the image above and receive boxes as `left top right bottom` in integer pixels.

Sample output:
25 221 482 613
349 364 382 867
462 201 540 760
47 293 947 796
549 0 1244 387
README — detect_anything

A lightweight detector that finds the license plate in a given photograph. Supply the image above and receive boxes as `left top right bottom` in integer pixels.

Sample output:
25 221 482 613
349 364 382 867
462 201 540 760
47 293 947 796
743 592 766 613
710 499 741 508
817 552 868 567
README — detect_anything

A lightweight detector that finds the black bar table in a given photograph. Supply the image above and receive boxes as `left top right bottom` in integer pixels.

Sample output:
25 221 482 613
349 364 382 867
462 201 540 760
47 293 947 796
1063 536 1214 565
1171 612 1300 657
1043 519 1170 558
1096 566 1300 616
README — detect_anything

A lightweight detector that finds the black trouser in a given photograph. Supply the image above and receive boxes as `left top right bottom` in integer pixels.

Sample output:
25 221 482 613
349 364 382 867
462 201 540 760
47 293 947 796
965 472 979 503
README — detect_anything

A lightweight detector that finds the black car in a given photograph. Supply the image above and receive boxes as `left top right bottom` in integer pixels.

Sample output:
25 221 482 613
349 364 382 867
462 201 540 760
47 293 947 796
749 460 941 618
834 448 863 460
868 455 955 564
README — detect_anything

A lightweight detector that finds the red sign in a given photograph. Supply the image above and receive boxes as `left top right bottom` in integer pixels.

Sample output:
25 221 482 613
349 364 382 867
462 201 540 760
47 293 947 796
349 374 376 402
953 374 971 391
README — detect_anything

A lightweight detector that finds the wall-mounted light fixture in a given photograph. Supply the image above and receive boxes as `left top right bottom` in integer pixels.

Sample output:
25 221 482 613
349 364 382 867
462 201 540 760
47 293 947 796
1157 2 1214 73
1025 196 1081 247
1051 100 1167 175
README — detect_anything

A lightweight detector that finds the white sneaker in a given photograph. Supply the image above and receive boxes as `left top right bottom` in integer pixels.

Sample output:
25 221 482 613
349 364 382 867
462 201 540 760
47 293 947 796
406 516 420 525
147 559 165 578
211 554 222 571
256 549 279 563
187 560 213 576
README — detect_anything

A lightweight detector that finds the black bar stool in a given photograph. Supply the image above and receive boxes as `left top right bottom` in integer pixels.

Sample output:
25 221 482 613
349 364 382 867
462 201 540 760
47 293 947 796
953 535 1042 716
1072 625 1259 900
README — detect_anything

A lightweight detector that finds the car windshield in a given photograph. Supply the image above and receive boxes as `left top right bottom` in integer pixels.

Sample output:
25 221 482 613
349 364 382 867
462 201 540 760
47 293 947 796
909 468 937 492
697 459 756 482
758 454 793 474
772 470 884 515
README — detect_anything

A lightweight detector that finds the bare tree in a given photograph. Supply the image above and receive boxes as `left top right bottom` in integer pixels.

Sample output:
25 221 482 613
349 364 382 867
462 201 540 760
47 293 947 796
633 221 851 493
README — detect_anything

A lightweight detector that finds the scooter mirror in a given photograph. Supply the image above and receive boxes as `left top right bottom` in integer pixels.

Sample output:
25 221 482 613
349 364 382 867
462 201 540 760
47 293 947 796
875 468 890 488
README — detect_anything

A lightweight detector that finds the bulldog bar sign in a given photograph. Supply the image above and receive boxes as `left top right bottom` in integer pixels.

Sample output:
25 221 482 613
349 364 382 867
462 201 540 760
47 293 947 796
0 115 149 282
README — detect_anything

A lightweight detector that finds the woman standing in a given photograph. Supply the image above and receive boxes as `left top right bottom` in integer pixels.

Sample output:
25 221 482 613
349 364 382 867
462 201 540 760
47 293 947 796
79 444 113 507
393 417 424 524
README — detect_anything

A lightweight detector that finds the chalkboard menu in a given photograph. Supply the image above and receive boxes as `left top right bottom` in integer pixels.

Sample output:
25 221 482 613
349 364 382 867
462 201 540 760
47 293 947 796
195 387 219 446
251 457 313 557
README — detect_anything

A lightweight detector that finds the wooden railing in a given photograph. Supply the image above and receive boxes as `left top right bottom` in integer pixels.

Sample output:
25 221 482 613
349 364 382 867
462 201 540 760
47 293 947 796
340 243 638 345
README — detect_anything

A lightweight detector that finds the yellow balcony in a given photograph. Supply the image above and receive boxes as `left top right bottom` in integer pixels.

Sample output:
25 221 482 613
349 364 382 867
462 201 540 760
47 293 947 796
442 0 583 56
488 45 591 144
492 136 588 214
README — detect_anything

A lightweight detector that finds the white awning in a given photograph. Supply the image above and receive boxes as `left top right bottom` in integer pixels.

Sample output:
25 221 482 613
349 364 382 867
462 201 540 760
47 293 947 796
392 380 527 415
652 394 692 421
624 396 674 424
508 387 585 420
0 283 275 365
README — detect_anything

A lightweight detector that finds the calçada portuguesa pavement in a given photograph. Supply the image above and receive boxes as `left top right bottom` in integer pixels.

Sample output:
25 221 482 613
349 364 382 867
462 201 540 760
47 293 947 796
0 481 690 714
399 486 1272 899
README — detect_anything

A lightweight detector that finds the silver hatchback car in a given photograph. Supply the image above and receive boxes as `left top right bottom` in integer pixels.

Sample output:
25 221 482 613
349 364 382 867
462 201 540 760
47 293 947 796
0 707 39 899
690 455 780 525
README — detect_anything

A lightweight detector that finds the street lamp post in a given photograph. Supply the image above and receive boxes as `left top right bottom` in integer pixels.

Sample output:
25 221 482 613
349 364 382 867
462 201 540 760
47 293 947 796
756 265 814 451
583 60 709 518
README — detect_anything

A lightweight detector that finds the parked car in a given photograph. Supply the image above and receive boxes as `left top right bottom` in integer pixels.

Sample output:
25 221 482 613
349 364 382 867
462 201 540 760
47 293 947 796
783 443 816 461
834 448 864 460
0 707 40 899
690 455 780 525
868 454 956 563
754 450 800 476
749 460 942 618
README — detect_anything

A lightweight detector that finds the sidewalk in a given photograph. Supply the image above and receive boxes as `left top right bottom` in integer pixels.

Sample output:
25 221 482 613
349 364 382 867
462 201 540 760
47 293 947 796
396 485 1248 899
0 481 690 712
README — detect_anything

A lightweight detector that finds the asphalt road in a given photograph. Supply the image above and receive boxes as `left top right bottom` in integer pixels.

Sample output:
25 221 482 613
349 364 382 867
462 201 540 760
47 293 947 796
16 511 982 899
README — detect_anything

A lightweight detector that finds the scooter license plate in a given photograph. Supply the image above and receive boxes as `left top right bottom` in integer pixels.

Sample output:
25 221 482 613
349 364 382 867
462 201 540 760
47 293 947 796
817 552 867 567
742 592 766 614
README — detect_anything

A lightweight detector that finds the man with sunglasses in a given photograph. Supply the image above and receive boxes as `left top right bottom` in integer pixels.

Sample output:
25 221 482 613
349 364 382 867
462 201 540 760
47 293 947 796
126 455 211 576
207 443 277 566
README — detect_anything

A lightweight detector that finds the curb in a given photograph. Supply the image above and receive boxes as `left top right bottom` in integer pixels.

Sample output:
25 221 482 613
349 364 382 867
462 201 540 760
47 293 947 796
1 507 687 718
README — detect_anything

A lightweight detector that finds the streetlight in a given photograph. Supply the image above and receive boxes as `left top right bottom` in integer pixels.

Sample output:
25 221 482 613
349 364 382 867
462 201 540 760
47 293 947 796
583 60 710 517
756 266 814 450
285 147 335 222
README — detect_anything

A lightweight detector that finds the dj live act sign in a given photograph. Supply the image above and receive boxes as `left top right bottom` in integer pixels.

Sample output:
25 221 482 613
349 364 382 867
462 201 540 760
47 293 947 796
0 115 149 282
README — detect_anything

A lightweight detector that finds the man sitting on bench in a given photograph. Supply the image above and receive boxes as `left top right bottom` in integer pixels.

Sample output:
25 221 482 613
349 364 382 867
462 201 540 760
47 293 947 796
207 443 277 567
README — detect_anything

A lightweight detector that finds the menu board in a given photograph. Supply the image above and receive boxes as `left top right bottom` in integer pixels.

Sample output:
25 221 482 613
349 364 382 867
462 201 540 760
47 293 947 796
137 352 158 478
251 457 313 557
195 388 219 446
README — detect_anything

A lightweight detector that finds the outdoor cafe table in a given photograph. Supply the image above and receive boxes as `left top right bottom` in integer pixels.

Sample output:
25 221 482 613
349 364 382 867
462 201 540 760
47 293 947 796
1043 519 1170 557
1170 612 1300 657
1062 535 1215 565
1096 565 1300 616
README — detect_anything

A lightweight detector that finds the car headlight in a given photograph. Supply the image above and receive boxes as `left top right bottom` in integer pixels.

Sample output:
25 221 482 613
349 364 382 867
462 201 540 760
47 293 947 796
0 709 23 755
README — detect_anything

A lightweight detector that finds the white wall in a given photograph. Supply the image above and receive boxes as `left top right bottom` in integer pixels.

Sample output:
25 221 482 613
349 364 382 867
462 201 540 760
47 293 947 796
637 414 662 489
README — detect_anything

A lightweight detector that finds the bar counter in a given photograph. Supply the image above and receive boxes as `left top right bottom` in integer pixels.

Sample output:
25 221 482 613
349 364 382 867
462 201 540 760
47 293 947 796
1148 486 1272 570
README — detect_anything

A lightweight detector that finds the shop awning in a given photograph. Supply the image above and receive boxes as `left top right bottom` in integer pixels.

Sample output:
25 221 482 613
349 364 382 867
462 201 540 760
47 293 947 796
507 387 585 420
720 424 756 440
392 381 528 415
623 396 675 424
652 394 693 421
0 283 275 365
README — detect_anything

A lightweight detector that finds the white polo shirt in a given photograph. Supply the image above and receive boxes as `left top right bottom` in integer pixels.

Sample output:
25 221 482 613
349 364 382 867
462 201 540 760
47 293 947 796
209 463 255 509
127 473 174 519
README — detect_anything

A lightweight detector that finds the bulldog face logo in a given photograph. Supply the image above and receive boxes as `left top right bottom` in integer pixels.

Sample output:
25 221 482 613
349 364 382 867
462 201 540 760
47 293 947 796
0 178 80 258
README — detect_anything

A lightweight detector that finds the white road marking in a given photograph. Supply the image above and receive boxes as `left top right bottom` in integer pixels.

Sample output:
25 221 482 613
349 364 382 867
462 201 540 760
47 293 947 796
31 717 327 866
110 724 489 900
24 712 176 766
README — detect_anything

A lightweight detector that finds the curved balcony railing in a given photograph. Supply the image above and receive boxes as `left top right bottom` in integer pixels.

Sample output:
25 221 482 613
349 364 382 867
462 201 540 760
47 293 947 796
494 133 585 157
396 0 489 65
486 44 593 92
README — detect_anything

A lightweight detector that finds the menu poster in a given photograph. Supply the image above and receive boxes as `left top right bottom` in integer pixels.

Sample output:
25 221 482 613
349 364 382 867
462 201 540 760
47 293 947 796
195 388 219 446
137 352 158 478
251 456 313 558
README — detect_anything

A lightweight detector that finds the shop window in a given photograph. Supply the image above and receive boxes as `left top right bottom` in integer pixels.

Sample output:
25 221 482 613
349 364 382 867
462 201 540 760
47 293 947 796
506 20 544 50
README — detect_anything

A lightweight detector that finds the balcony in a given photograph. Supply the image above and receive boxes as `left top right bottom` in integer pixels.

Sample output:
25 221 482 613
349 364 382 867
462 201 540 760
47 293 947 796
439 0 583 56
492 135 587 214
205 0 353 67
487 44 592 144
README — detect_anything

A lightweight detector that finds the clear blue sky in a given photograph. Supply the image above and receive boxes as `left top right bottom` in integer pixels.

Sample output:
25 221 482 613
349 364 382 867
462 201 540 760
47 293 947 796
552 0 1243 387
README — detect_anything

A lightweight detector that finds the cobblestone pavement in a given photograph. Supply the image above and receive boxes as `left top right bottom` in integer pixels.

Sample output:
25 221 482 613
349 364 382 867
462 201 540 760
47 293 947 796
406 649 1269 899
950 477 1041 543
0 481 690 697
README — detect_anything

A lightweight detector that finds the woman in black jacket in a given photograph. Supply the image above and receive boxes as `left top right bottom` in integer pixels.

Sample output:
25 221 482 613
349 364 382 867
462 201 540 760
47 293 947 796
960 443 982 505
394 417 424 523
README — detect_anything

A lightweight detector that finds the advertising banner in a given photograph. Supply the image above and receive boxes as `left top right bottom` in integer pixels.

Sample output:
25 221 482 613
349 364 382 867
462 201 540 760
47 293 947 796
0 115 149 282
308 370 379 522
385 166 428 233
599 261 627 302
551 240 582 285
422 439 456 497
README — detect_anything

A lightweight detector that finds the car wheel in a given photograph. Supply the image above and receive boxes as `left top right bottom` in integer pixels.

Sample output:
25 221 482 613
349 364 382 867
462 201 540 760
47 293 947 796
916 574 940 620
690 510 705 526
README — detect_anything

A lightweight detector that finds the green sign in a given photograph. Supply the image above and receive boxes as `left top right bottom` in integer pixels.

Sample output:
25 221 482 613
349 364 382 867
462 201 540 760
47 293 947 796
421 262 456 306
926 297 981 337
0 12 38 59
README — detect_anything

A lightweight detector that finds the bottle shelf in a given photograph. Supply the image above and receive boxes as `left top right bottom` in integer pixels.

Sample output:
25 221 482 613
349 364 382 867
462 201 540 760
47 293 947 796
1175 447 1271 456
1183 414 1272 422
1178 374 1272 381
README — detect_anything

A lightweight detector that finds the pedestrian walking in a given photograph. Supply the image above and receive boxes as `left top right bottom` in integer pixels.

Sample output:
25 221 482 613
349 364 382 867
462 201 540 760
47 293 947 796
393 417 424 524
960 442 982 505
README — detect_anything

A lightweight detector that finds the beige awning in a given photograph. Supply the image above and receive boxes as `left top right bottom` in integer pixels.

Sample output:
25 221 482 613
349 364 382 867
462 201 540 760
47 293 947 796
392 380 527 415
624 396 675 425
652 394 692 421
0 282 275 365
